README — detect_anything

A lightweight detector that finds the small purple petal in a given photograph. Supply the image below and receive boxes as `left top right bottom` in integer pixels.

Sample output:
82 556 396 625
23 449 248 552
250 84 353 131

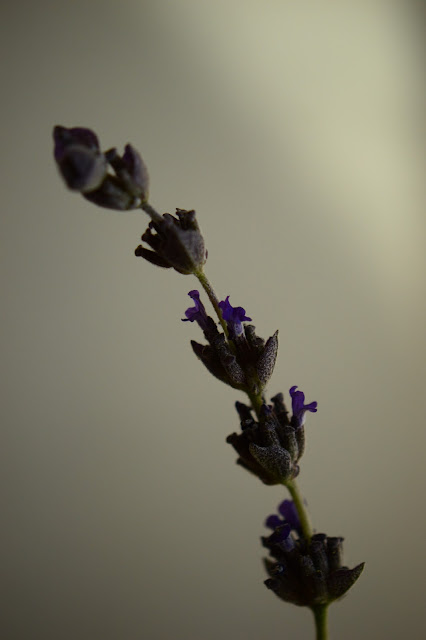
278 500 301 533
265 515 282 530
183 290 203 320
289 385 304 413
269 523 292 545
182 290 210 332
289 386 317 428
265 500 302 537
218 296 252 337
304 402 318 414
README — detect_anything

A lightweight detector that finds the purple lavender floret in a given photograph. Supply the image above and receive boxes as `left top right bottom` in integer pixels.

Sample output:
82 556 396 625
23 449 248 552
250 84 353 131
279 500 302 533
289 386 317 429
265 514 283 530
268 524 294 551
182 290 210 332
265 500 301 535
218 296 252 337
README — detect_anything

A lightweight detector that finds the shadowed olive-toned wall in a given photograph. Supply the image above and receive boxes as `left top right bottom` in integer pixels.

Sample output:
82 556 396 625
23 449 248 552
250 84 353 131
2 2 425 639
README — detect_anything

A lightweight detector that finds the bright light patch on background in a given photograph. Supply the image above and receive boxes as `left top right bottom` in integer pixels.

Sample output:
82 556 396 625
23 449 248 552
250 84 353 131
164 1 424 317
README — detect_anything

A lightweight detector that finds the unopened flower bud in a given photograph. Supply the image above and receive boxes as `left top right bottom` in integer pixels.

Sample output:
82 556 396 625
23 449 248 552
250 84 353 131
122 144 149 197
53 125 107 192
256 331 279 386
105 145 149 202
53 125 149 211
83 175 139 210
135 209 207 275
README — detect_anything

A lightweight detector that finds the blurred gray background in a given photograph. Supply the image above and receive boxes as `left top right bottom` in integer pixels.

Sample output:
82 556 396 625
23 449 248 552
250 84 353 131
1 1 425 639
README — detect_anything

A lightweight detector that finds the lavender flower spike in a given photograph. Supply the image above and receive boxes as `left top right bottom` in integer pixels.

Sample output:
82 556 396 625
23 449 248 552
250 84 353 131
218 296 252 337
289 386 318 429
182 290 211 332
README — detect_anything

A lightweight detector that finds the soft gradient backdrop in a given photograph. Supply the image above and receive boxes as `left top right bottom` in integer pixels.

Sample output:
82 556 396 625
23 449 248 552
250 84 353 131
2 1 425 639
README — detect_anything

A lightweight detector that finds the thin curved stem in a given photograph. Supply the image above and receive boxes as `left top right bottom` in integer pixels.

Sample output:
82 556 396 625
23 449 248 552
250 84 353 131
140 201 163 223
195 269 229 338
311 605 329 640
284 477 313 540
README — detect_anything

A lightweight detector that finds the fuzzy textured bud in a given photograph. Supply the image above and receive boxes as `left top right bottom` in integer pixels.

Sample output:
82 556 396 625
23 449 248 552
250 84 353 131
135 209 207 275
183 292 278 393
256 331 279 386
227 388 316 484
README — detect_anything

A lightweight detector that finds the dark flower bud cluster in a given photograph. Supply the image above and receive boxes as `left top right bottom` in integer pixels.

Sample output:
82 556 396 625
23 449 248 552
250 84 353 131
53 126 149 210
135 208 207 275
262 501 364 607
53 126 207 276
182 291 278 392
227 388 317 484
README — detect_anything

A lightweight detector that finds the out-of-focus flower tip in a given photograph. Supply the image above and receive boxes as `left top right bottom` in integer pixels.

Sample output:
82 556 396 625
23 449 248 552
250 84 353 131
53 125 107 193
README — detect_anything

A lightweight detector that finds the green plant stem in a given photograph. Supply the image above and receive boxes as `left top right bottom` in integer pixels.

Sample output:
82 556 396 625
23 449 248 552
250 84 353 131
141 201 163 223
284 477 313 540
311 605 329 640
195 269 229 338
247 388 263 417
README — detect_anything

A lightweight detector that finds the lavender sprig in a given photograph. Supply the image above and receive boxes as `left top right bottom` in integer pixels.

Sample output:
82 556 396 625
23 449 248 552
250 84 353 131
53 125 364 640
